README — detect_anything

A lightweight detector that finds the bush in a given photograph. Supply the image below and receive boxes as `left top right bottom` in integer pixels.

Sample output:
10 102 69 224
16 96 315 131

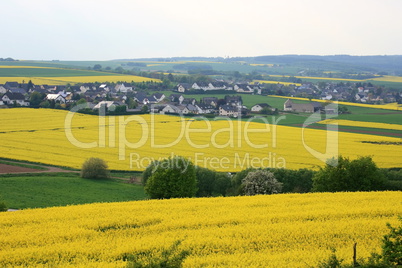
312 156 386 192
271 168 314 193
241 170 282 195
0 199 7 212
80 158 110 179
195 167 232 197
145 156 197 199
141 160 160 186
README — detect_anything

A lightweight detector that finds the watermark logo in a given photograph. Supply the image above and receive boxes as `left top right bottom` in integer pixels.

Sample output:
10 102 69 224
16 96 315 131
65 101 339 170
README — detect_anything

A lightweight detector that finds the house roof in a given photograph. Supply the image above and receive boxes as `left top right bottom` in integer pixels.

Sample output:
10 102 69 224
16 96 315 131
152 93 164 99
46 94 65 100
7 87 26 94
220 104 238 111
3 92 25 100
5 82 19 88
254 103 270 108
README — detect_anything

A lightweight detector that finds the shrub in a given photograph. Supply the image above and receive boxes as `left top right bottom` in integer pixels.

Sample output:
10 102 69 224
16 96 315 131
80 158 109 179
0 199 7 212
312 156 386 192
141 160 160 186
241 170 282 195
145 156 197 199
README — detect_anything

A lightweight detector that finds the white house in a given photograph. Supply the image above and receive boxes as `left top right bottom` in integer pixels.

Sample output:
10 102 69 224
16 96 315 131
161 104 181 114
46 93 66 103
115 83 133 93
251 103 270 112
0 85 7 94
93 101 126 111
177 83 190 93
1 92 30 106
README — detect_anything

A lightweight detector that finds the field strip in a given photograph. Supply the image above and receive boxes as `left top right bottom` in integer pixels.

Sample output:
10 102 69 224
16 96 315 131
318 119 402 131
270 95 402 110
0 75 161 84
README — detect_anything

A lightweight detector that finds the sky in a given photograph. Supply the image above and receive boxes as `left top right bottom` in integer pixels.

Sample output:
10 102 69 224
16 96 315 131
1 0 402 60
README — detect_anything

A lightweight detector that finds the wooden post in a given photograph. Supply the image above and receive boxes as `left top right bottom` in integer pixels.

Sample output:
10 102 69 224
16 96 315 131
353 242 357 267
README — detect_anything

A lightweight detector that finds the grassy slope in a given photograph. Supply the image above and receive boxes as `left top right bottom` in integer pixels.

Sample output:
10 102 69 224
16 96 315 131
0 173 146 209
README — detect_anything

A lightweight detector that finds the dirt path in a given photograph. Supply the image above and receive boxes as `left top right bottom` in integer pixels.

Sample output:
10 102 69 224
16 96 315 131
0 163 78 174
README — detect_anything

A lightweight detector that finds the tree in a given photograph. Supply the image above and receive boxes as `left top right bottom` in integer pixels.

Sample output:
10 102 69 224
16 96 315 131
115 66 124 73
141 160 160 186
141 105 149 113
145 156 197 199
0 197 7 212
29 92 43 107
80 157 109 179
39 100 50 108
312 156 386 192
241 170 282 195
195 167 216 197
93 64 102 70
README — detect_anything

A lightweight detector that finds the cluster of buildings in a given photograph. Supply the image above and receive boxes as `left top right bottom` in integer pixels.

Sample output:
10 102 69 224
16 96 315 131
0 81 273 117
291 82 401 103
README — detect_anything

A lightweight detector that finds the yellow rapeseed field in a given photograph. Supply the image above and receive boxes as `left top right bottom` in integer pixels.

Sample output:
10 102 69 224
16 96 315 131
369 75 402 83
319 119 402 131
0 191 401 267
0 75 160 85
0 109 401 171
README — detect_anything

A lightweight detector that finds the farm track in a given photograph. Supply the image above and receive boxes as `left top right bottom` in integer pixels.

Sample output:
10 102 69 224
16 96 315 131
0 162 140 183
0 163 75 174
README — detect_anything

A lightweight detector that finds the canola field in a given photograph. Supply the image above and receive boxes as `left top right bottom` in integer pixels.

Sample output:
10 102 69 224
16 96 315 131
0 109 401 171
0 191 401 267
0 65 160 84
318 119 402 131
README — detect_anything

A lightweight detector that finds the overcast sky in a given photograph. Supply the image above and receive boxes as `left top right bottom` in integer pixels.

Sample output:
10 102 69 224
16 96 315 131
1 0 402 60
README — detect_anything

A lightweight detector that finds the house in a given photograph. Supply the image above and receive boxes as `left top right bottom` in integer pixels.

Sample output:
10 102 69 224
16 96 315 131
46 93 66 103
225 95 242 107
93 101 126 111
197 103 215 114
169 94 184 104
234 84 261 94
134 92 150 105
201 97 218 107
0 85 8 94
177 83 190 93
219 105 240 117
283 99 322 113
4 82 20 89
192 82 229 91
133 92 163 105
251 103 270 112
161 104 181 114
182 98 196 105
1 92 29 106
186 104 202 114
99 84 110 92
151 93 165 102
115 83 133 93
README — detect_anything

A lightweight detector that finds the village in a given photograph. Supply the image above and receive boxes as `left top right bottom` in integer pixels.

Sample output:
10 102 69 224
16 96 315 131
0 79 400 117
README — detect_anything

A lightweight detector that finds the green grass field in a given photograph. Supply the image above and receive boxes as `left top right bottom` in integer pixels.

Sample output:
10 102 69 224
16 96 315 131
0 173 146 209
